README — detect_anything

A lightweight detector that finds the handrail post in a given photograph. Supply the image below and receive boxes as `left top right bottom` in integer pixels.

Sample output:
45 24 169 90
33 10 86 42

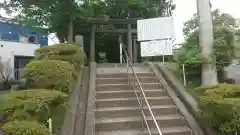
140 94 144 131
127 60 130 84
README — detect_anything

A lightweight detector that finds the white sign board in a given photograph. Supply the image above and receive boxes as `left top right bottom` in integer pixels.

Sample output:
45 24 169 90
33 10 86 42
140 40 173 57
137 17 174 41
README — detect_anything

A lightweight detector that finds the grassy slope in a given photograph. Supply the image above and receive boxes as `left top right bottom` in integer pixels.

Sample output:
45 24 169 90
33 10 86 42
163 62 183 83
163 62 200 88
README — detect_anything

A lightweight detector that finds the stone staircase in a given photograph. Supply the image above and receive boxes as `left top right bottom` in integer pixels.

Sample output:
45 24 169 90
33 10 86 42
94 64 193 135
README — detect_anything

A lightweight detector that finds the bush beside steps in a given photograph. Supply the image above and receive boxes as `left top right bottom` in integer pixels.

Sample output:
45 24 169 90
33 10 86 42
189 84 240 134
22 60 76 93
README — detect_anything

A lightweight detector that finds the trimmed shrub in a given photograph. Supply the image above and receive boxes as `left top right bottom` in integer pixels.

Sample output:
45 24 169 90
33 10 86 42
35 44 86 70
191 84 240 134
22 60 76 93
0 89 68 133
2 120 49 135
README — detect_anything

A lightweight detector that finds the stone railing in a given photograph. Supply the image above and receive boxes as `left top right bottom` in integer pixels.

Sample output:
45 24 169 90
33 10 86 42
84 62 96 135
61 66 89 135
151 63 217 135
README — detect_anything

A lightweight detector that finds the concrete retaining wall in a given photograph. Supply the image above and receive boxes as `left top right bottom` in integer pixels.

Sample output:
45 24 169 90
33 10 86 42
61 66 89 135
152 63 218 135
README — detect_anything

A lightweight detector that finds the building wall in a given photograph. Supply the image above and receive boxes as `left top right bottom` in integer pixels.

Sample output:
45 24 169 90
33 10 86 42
225 65 240 84
0 22 48 46
0 40 39 64
0 18 49 79
0 41 40 79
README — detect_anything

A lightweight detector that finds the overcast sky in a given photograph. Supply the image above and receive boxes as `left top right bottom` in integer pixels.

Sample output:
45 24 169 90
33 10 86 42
173 0 240 43
1 0 240 44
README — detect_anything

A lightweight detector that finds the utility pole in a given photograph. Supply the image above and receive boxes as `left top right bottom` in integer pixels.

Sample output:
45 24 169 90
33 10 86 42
196 0 218 86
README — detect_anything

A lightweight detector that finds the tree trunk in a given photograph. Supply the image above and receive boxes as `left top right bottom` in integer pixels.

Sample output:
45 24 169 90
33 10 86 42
67 0 73 43
67 18 73 43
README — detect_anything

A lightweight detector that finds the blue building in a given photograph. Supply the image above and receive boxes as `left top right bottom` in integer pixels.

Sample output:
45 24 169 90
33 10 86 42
0 16 49 80
0 16 48 46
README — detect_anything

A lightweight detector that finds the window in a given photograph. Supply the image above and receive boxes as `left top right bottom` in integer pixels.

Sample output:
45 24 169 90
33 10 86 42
19 33 38 43
28 35 37 43
14 56 34 80
19 34 28 43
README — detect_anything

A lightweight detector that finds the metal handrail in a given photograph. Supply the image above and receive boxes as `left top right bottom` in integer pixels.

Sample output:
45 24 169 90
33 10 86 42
120 42 162 135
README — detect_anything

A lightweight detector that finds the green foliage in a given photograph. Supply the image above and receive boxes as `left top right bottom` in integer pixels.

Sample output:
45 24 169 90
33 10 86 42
2 0 173 41
22 60 76 93
103 0 172 18
0 90 68 133
191 84 240 134
0 89 68 122
36 44 86 70
98 52 108 63
2 120 49 135
183 9 237 38
175 9 235 86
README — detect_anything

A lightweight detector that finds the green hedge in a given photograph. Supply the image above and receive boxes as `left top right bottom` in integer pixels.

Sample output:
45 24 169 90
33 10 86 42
0 89 68 133
190 84 240 134
22 60 76 93
2 120 49 135
35 44 86 70
0 89 68 121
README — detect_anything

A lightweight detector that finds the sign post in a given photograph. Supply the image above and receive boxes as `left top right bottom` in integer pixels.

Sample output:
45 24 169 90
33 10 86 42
182 64 187 87
120 43 123 64
47 118 52 135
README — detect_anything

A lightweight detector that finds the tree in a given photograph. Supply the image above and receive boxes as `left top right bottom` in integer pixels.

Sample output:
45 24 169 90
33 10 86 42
2 0 174 63
1 0 109 42
103 0 171 18
0 57 13 89
3 0 80 42
2 0 173 42
175 9 236 87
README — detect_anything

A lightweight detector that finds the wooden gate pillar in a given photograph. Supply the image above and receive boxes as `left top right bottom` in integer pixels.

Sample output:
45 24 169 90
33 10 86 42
127 24 133 62
133 36 138 63
90 24 96 62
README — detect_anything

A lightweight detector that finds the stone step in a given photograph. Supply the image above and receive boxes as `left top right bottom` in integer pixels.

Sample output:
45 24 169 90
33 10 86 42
96 126 192 135
97 73 155 78
95 115 187 131
96 83 161 91
95 97 173 108
95 105 177 118
97 63 149 68
96 77 158 85
96 89 167 99
94 66 194 135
